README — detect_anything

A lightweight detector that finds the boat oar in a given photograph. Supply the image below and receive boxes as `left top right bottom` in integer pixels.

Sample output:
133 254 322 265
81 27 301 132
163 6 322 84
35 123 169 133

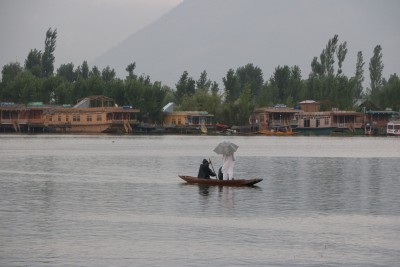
209 158 216 176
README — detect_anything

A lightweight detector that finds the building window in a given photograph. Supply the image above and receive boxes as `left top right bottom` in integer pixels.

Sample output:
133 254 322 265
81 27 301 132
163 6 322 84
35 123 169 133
73 114 80 122
97 114 102 121
178 118 181 125
304 118 310 128
58 115 62 122
87 114 92 122
66 115 69 122
172 118 176 125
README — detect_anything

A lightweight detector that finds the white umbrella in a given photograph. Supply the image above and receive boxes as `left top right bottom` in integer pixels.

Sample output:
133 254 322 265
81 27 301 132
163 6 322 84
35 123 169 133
213 141 239 155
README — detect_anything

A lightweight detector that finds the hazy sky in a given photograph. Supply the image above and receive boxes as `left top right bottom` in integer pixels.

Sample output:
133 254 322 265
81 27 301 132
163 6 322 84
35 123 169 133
1 0 399 87
0 0 183 69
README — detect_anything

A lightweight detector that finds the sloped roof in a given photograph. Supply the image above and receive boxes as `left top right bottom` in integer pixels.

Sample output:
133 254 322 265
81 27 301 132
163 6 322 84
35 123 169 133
162 102 174 113
74 95 115 108
366 110 399 115
253 107 300 113
299 100 319 104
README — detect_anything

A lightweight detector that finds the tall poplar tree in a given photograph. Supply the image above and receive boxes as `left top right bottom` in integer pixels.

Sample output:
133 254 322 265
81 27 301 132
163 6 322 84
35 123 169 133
42 28 57 77
324 34 339 76
125 62 137 80
354 51 365 99
336 41 348 76
196 70 211 92
77 61 89 80
175 71 195 103
25 49 42 77
369 45 384 97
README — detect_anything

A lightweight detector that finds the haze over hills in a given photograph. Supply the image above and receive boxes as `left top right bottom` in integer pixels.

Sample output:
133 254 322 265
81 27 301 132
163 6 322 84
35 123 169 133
93 0 400 88
0 0 182 74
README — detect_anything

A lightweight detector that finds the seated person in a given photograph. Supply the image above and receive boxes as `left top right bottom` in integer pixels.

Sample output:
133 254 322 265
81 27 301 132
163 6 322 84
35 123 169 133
218 167 223 180
197 159 216 179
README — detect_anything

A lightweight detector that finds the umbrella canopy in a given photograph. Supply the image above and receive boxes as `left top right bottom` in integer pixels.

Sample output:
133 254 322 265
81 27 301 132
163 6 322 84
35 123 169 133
213 141 239 155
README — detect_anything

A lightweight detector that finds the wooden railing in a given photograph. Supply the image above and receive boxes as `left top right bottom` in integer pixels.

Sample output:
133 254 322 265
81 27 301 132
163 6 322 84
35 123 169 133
332 122 363 129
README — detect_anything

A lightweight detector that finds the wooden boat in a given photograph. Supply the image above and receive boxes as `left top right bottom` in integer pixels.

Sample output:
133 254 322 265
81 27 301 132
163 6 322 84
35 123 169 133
179 175 263 186
258 129 298 136
258 125 298 136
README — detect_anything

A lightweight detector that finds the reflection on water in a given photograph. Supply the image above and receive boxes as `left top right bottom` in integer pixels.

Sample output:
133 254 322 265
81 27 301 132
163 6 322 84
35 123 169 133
198 184 211 196
0 135 399 266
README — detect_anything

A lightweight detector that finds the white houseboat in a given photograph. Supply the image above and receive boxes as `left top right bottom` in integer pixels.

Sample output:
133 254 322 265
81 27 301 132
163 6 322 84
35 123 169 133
387 120 400 136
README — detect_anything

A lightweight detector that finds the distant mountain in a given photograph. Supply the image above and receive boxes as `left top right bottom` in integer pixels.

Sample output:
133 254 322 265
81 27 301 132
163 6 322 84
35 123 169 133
93 0 400 88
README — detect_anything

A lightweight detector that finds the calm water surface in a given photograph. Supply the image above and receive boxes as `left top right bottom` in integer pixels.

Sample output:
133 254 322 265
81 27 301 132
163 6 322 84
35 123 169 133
0 135 399 266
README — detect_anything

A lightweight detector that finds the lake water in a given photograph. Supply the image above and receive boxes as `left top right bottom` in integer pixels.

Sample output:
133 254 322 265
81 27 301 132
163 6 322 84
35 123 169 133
0 135 399 267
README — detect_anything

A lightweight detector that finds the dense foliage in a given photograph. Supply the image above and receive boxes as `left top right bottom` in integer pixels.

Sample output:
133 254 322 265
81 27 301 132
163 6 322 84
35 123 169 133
1 30 399 125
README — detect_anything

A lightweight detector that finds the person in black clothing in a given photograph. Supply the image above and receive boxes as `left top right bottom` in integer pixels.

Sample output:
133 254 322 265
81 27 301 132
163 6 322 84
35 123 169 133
197 159 216 179
218 167 223 180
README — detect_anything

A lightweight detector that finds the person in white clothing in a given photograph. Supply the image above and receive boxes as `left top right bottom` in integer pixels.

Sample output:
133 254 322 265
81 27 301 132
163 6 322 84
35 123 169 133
222 152 235 180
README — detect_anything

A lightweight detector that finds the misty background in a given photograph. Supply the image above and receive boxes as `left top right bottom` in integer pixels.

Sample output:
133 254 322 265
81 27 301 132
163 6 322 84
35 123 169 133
1 0 399 87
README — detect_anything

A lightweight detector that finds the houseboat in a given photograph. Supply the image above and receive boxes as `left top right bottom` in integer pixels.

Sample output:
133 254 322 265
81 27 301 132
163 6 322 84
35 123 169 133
295 100 332 135
296 111 364 135
295 101 364 135
161 102 214 134
364 110 400 135
0 103 47 133
295 111 336 135
387 120 400 136
0 95 140 134
252 104 300 135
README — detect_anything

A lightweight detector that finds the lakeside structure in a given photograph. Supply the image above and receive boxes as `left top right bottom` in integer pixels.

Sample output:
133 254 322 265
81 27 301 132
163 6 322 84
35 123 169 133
364 109 400 135
252 100 365 135
252 105 300 135
0 95 140 133
294 100 364 135
1 96 398 136
161 102 214 134
387 120 400 136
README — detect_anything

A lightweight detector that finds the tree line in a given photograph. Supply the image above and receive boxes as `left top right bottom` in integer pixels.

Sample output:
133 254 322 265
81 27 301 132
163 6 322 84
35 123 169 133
1 29 399 126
